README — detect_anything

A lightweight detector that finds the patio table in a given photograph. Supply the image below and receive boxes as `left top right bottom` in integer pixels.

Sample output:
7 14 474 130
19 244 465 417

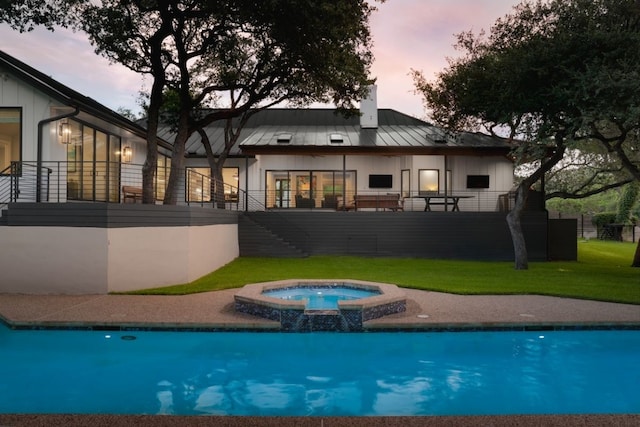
414 194 474 212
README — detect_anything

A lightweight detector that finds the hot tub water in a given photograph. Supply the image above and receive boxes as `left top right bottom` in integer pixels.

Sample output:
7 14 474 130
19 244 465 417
263 285 381 310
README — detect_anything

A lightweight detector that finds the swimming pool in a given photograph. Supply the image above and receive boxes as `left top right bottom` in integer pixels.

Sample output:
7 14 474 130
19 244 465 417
0 325 638 416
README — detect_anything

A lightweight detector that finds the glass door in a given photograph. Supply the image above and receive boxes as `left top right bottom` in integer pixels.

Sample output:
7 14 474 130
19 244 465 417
275 178 290 208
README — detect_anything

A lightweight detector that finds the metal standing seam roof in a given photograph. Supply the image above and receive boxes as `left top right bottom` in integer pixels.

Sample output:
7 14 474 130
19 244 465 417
168 108 513 158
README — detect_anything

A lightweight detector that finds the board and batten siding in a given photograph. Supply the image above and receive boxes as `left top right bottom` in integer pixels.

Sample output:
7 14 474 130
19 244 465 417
0 65 62 163
251 154 513 208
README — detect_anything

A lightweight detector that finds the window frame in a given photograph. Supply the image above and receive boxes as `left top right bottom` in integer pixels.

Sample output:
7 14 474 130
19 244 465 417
418 169 440 194
0 107 22 174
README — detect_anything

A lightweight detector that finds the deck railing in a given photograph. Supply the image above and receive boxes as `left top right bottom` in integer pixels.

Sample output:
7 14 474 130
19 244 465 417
1 161 516 214
251 189 515 212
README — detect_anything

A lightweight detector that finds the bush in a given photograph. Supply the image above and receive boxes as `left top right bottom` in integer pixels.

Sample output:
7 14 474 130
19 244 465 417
592 212 617 227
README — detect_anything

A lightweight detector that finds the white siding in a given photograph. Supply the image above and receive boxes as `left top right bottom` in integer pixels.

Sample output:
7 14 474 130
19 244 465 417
250 153 514 212
0 67 65 163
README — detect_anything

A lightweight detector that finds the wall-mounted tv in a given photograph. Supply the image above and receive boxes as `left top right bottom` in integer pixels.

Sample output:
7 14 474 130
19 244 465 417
369 174 393 189
466 175 490 189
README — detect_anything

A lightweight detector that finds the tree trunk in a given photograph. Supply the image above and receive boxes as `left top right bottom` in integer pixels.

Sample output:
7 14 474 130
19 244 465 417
197 127 232 209
141 72 164 204
507 182 530 270
213 165 226 209
505 134 566 270
633 238 640 267
163 111 190 205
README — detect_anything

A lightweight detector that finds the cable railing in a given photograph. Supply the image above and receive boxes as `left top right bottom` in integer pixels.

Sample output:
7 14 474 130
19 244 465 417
244 189 515 212
1 160 516 214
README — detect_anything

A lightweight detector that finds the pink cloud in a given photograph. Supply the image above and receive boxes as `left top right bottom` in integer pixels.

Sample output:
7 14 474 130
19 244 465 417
370 0 520 118
0 26 145 113
1 0 521 119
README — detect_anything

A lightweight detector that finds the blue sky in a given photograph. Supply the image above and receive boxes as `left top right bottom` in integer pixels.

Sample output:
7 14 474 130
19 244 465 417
0 0 520 119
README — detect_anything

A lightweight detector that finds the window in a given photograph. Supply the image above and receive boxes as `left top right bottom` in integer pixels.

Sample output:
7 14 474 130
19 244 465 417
419 169 439 194
65 120 120 202
0 108 21 172
265 170 356 209
401 169 410 198
186 167 240 203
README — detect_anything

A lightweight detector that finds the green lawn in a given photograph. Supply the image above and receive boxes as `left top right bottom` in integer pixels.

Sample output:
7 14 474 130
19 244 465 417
132 240 640 304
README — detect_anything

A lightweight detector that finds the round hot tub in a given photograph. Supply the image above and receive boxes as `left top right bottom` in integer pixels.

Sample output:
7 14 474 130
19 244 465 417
234 279 406 331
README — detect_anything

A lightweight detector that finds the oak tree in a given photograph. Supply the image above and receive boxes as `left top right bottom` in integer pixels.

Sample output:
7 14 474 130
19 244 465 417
414 0 640 268
82 0 378 205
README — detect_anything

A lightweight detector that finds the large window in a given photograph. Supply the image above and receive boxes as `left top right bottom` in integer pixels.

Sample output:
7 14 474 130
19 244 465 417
419 169 439 194
186 167 239 203
0 108 21 172
265 170 356 208
65 119 121 202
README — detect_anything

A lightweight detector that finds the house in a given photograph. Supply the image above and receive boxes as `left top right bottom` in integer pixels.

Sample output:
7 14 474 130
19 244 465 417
176 86 517 213
0 50 237 294
0 50 575 294
0 49 515 212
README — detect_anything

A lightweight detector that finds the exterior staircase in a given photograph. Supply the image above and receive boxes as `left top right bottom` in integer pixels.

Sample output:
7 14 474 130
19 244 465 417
238 214 308 258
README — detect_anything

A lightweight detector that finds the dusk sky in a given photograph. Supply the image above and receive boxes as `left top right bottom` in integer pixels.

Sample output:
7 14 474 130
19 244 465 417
0 0 520 119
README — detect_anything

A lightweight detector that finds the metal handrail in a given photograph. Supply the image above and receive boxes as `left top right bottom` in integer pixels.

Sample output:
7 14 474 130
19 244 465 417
1 160 514 213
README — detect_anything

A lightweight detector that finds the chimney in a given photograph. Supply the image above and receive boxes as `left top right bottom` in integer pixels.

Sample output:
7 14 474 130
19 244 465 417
360 85 378 129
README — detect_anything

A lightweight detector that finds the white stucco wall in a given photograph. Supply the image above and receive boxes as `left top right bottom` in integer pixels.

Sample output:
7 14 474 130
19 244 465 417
0 227 109 294
107 224 239 293
0 224 239 294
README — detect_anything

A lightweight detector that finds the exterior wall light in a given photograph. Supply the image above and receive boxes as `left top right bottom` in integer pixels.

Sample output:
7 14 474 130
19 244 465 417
122 146 133 163
59 122 71 144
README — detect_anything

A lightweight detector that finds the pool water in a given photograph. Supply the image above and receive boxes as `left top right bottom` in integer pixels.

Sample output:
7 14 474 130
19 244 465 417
0 326 638 416
262 285 380 310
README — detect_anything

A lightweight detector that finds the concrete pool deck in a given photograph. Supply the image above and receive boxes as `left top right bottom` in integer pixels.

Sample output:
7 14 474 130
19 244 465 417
0 288 638 330
0 289 638 426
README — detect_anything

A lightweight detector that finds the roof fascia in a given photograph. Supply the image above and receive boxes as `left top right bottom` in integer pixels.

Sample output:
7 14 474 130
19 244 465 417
239 146 513 157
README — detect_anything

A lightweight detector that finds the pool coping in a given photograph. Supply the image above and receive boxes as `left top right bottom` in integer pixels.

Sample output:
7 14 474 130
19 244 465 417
1 414 640 427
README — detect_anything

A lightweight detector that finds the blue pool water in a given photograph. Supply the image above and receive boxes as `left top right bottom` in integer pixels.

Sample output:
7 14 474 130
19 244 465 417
263 285 380 310
0 325 638 416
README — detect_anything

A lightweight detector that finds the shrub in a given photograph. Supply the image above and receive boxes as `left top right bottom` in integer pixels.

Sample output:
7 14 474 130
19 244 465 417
592 212 617 227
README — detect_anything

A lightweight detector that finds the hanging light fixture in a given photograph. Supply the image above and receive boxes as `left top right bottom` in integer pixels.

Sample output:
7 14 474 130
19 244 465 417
59 121 71 144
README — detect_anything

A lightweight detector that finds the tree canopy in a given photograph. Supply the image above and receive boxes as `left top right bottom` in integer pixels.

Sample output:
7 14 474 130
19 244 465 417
81 0 378 204
0 0 82 32
414 0 640 268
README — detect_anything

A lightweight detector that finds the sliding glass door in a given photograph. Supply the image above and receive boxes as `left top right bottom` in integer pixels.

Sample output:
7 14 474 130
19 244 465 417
265 170 356 209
